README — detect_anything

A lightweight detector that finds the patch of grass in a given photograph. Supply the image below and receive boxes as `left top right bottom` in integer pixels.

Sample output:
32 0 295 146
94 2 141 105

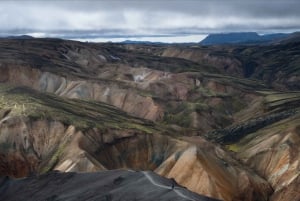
163 102 194 127
40 143 66 174
194 102 210 112
163 112 192 128
262 91 300 111
226 144 240 152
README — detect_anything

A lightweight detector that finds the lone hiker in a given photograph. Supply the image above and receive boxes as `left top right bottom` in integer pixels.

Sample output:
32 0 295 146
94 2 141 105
170 178 176 189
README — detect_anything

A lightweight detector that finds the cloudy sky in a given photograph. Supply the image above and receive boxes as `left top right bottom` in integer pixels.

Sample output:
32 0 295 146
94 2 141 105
0 0 299 42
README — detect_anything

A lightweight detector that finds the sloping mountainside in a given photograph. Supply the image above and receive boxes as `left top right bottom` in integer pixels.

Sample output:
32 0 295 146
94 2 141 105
0 170 218 201
0 38 299 201
149 40 300 89
0 86 271 201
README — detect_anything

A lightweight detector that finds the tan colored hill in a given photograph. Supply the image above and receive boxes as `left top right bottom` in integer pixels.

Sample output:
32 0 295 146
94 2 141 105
217 91 300 201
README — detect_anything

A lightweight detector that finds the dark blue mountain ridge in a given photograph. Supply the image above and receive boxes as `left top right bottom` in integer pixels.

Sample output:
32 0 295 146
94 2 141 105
121 40 166 45
0 35 34 39
200 32 290 45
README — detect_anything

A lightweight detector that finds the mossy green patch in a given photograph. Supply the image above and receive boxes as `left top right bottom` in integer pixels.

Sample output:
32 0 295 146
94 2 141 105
163 102 194 127
40 143 66 174
262 91 300 111
0 84 159 134
226 144 240 152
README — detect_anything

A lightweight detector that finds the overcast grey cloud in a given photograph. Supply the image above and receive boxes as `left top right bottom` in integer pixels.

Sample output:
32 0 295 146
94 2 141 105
0 0 299 42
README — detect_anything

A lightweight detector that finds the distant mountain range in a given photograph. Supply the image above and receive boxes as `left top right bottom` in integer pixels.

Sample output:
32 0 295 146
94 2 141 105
0 35 34 39
2 33 299 45
120 40 166 45
120 32 298 45
120 40 197 45
200 32 291 45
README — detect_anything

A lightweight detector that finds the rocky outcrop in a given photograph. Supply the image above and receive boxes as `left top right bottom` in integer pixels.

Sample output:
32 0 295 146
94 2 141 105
0 65 162 121
0 116 77 177
161 47 243 77
228 114 300 201
207 110 297 143
157 137 272 201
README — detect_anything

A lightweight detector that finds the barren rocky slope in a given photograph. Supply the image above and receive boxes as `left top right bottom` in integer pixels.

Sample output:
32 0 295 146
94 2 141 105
0 170 218 201
0 38 299 200
222 92 300 201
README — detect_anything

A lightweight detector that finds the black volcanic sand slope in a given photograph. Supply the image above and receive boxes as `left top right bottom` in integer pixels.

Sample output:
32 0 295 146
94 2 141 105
0 170 219 201
205 91 300 144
